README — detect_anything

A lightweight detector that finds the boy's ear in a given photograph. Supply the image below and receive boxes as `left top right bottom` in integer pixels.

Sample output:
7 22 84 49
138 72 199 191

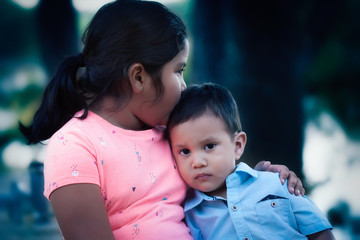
234 131 247 161
128 63 149 93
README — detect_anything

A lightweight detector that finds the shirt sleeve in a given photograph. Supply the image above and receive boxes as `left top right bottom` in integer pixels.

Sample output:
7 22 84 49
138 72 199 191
283 181 333 235
43 128 100 199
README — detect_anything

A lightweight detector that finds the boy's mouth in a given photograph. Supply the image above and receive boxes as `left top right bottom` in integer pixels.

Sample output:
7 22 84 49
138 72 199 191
195 173 211 180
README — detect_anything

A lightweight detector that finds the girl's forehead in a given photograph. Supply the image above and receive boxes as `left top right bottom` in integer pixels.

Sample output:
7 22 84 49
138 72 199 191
164 40 189 67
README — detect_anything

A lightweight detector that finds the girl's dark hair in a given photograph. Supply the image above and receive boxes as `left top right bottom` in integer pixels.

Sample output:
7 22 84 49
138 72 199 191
166 83 242 141
20 0 187 144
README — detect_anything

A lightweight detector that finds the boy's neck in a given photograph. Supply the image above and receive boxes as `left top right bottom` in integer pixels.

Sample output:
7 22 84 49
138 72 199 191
202 166 237 199
204 187 227 199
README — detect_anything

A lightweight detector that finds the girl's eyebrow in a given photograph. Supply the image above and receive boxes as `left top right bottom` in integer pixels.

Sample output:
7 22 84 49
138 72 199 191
176 62 186 68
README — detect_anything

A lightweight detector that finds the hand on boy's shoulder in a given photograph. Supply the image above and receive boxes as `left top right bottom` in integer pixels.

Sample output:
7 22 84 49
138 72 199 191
253 160 271 171
252 161 305 196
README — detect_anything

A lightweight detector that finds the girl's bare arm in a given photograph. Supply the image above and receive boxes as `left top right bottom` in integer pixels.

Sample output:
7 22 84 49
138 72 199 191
50 183 115 240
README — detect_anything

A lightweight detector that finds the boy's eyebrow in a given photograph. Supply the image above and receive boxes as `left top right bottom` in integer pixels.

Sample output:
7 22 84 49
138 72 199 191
200 136 218 143
172 136 219 149
172 143 186 149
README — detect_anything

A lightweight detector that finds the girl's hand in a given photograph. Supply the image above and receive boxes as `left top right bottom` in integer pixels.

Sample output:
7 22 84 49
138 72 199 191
254 161 305 196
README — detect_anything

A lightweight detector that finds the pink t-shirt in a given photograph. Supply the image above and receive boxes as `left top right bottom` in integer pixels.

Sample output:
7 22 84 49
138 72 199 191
44 111 192 239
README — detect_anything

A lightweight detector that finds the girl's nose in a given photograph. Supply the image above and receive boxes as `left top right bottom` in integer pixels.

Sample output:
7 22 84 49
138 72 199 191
181 78 186 91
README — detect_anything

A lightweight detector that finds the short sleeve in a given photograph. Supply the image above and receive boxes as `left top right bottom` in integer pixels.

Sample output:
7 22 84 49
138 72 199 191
43 128 100 199
284 182 332 235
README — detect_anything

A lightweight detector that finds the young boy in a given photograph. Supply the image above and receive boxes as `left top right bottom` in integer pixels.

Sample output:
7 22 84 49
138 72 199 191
166 83 334 240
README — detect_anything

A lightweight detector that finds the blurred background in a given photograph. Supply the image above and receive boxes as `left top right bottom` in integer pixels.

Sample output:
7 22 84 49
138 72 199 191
0 0 359 239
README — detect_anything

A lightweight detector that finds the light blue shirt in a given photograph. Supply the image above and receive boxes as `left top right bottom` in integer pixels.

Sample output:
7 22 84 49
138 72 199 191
184 162 332 240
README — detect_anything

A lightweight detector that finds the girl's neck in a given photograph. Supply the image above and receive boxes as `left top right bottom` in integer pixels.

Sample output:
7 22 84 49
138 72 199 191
89 96 148 131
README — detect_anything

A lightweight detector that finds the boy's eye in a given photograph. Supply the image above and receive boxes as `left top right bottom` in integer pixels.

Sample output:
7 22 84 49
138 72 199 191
179 149 190 156
204 143 216 150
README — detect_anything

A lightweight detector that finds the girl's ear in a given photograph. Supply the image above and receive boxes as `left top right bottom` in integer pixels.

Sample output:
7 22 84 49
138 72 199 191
128 63 149 93
234 131 247 161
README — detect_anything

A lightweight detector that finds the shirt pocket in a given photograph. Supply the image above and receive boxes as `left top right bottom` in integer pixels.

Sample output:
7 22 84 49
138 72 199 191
255 196 299 239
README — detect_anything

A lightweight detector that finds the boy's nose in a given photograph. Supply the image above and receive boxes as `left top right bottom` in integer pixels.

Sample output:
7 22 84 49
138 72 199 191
191 154 207 168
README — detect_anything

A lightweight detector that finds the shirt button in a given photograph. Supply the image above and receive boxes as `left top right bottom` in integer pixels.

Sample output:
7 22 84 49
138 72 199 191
271 201 276 208
232 205 238 211
244 238 249 240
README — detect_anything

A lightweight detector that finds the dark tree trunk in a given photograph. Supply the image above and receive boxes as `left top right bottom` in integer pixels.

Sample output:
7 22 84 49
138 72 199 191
36 0 77 77
191 0 304 180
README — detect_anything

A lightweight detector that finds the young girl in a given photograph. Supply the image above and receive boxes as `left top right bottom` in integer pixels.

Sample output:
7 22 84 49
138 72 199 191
20 1 304 239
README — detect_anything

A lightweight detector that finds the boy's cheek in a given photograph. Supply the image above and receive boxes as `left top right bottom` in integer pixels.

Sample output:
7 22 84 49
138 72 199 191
176 163 188 179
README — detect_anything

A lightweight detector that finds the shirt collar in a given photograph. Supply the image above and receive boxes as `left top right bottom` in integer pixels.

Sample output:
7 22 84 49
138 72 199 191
184 188 207 212
235 162 259 178
184 162 258 212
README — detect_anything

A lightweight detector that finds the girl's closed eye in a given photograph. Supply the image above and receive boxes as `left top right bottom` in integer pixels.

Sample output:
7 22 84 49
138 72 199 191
176 66 186 75
204 143 216 150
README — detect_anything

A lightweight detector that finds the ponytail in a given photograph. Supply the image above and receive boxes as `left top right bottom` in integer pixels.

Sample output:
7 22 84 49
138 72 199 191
19 54 88 144
20 0 189 144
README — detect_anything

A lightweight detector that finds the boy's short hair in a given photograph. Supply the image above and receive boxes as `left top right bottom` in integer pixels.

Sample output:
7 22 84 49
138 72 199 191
166 82 242 140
